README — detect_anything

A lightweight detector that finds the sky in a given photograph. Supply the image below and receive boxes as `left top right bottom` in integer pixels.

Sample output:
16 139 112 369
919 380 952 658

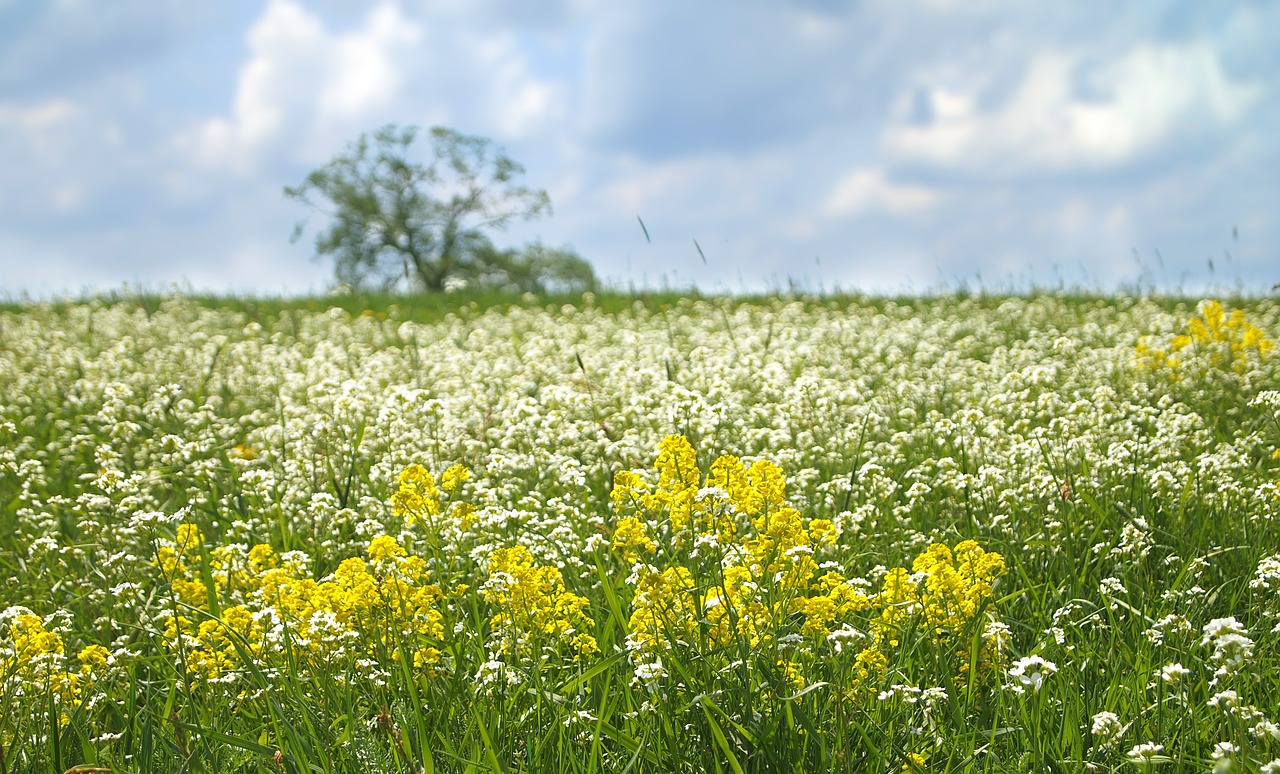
1 0 1277 297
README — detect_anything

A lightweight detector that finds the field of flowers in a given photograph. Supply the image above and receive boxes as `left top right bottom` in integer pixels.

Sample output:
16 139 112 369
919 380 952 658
2 292 1279 773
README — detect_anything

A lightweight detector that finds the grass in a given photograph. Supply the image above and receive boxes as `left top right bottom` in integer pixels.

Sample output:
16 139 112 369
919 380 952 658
2 283 1269 323
0 291 1278 772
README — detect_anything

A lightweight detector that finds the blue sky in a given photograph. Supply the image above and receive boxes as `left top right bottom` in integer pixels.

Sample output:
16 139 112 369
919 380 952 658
1 1 1276 297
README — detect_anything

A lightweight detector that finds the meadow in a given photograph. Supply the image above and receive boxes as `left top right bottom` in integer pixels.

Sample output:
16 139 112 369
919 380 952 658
1 291 1278 773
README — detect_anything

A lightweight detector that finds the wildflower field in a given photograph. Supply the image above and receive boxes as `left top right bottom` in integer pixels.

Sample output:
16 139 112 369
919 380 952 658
2 292 1280 773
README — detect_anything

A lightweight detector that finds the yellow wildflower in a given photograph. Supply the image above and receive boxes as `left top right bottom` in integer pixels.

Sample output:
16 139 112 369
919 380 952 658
746 460 786 512
450 501 477 531
368 534 407 564
77 644 112 671
611 469 650 511
440 463 471 492
628 566 699 655
708 454 760 514
853 646 888 682
484 545 596 659
158 532 449 683
704 564 768 646
175 523 203 558
3 610 111 716
653 435 700 531
808 518 838 546
391 464 442 523
247 543 276 572
611 516 656 563
1141 300 1273 378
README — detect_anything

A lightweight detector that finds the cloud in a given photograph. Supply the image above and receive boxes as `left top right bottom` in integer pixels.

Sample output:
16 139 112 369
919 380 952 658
823 168 939 217
181 0 573 177
317 4 416 122
0 98 96 224
184 0 421 172
0 1 208 99
884 42 1263 175
2 1 1278 298
0 98 78 136
580 2 875 159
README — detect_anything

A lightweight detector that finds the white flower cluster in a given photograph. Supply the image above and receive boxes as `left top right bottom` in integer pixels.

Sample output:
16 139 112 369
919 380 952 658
1 294 1277 768
1007 655 1056 694
1201 617 1255 681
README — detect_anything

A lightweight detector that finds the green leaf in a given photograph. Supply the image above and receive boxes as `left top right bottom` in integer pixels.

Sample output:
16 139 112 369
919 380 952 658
470 706 510 774
700 697 746 774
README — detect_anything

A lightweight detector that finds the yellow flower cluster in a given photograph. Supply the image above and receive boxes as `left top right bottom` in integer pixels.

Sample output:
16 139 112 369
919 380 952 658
1 609 110 720
483 546 598 660
156 527 445 683
793 570 873 638
627 565 701 651
610 516 656 563
896 540 1005 636
1137 300 1273 377
612 437 812 553
877 540 1007 681
615 437 865 650
154 522 210 608
611 436 702 533
612 436 1008 693
440 463 471 492
390 463 475 531
390 463 443 523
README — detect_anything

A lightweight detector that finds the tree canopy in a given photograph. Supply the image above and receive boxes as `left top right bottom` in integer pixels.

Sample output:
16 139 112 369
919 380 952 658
286 124 595 293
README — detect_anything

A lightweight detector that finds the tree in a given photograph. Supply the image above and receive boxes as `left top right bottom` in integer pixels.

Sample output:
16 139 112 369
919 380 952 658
286 124 594 293
474 241 598 294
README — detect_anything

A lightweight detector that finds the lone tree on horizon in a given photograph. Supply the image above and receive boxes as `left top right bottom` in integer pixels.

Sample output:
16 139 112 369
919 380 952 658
286 124 595 293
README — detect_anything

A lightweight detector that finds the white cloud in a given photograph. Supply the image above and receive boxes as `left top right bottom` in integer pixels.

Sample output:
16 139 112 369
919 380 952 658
0 98 82 165
0 1 202 97
178 0 569 176
184 0 420 172
885 43 1262 174
599 157 710 215
51 185 81 212
0 98 94 215
578 3 873 159
491 64 561 141
823 168 939 216
318 4 414 122
594 149 799 227
0 99 78 131
3 2 1278 297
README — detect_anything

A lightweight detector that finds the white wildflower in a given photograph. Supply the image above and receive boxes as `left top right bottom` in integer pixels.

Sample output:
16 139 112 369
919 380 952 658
1207 690 1240 710
1091 711 1122 741
1126 742 1164 762
1008 655 1056 693
826 624 866 654
1158 663 1190 686
1099 576 1127 596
